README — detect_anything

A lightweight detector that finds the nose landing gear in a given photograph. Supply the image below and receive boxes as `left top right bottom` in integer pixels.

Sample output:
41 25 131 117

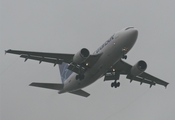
122 47 128 59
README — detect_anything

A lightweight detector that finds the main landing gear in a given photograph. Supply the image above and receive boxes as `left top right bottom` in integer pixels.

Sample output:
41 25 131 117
110 70 120 88
75 65 85 80
111 80 120 88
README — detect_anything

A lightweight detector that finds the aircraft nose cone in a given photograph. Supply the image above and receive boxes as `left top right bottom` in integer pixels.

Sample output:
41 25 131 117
130 29 138 40
122 28 138 50
126 28 138 45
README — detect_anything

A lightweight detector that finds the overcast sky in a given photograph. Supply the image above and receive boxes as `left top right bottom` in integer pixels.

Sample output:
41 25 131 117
1 1 175 120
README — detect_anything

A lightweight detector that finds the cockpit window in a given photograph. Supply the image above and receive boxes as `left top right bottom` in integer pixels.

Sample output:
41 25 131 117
125 27 134 30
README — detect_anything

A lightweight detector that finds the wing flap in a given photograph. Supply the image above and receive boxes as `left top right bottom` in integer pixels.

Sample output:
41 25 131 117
69 90 90 97
20 54 63 65
6 49 74 63
127 76 156 86
140 72 169 87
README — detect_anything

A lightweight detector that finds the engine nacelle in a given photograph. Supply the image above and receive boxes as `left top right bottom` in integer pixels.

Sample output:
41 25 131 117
130 60 147 77
73 48 90 64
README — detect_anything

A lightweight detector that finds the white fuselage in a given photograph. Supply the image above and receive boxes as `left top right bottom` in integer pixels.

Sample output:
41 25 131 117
60 27 138 93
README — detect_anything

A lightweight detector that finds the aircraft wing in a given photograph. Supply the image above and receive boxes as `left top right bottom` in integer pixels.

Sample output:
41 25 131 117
5 49 102 68
105 60 169 88
5 49 74 64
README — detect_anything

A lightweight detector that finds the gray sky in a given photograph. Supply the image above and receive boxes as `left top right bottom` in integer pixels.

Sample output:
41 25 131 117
1 0 175 120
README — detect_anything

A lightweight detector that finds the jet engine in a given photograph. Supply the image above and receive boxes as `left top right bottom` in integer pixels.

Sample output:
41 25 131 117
130 60 147 76
73 48 90 64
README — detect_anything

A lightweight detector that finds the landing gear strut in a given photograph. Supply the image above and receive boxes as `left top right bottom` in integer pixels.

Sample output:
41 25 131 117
122 47 128 59
110 71 120 88
75 64 86 80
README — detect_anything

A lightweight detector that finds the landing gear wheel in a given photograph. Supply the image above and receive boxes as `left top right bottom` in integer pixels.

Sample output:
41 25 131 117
117 82 120 87
111 82 114 87
111 82 120 88
114 84 118 88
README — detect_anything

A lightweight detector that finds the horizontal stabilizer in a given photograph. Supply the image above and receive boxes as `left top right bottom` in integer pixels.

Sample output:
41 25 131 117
30 83 63 90
69 90 90 97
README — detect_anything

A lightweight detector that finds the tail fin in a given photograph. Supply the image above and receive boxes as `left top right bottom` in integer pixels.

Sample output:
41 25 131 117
59 62 73 83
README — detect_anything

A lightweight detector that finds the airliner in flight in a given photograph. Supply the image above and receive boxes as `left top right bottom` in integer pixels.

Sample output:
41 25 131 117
6 27 169 97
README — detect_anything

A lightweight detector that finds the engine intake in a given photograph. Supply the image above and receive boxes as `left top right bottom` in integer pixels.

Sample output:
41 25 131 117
130 60 147 77
73 48 90 64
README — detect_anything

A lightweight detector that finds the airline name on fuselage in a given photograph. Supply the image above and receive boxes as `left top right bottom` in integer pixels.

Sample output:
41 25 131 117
94 34 115 54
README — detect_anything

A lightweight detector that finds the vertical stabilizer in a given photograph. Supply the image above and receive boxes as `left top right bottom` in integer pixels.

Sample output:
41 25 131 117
59 62 73 83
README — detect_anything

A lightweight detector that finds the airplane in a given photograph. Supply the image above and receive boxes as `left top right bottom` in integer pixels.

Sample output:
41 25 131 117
5 27 169 97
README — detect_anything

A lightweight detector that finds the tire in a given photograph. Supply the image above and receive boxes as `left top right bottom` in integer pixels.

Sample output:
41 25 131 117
117 82 120 87
111 82 114 87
